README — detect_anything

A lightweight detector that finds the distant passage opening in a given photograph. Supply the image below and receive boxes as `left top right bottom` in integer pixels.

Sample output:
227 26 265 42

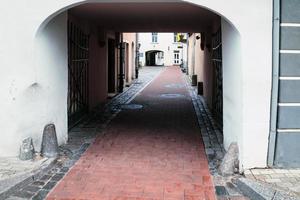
145 50 164 66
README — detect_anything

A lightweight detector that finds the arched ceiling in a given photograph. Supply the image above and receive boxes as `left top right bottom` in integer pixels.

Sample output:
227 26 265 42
69 2 220 32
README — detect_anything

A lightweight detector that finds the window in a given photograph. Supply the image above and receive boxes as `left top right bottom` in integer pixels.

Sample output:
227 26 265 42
174 33 178 42
157 52 164 59
152 32 158 43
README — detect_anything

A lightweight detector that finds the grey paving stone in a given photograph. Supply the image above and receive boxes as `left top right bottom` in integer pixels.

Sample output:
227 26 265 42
60 167 69 173
23 185 41 193
32 189 49 200
39 175 52 182
5 196 27 200
12 190 34 199
42 181 57 191
51 173 64 181
31 181 46 187
215 185 229 196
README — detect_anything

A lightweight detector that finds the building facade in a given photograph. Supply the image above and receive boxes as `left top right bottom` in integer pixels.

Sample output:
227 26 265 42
138 33 187 67
2 0 298 170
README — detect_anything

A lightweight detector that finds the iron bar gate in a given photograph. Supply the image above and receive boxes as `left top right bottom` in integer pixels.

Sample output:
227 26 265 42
67 21 89 126
212 28 223 126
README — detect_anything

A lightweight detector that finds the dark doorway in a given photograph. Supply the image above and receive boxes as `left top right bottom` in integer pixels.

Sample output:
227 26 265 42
108 39 116 93
146 51 156 66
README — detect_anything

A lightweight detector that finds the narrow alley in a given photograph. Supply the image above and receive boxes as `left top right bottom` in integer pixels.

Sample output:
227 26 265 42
47 66 215 199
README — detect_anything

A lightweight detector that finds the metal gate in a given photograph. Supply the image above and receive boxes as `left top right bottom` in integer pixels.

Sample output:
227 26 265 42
212 28 223 126
67 21 89 126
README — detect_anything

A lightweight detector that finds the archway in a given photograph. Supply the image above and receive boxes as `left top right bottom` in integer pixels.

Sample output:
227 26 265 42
145 50 164 66
28 0 273 171
34 0 244 168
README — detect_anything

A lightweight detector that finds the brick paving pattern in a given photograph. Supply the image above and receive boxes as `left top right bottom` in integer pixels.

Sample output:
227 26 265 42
47 66 216 199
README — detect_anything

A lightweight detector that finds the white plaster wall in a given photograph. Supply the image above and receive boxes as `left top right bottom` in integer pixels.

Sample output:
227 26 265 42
0 0 273 170
221 19 243 161
33 12 68 152
139 33 187 66
184 0 272 170
0 10 68 156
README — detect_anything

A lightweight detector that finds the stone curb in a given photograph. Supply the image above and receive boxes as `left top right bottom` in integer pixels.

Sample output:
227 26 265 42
234 178 300 200
0 158 57 200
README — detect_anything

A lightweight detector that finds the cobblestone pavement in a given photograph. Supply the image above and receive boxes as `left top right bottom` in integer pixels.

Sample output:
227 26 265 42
1 66 164 200
0 157 54 194
185 77 249 200
47 66 216 199
245 168 300 197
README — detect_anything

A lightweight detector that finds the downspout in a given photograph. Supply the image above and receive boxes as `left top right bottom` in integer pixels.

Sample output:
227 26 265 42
135 33 139 79
118 33 124 93
186 33 189 75
192 34 196 75
267 0 280 167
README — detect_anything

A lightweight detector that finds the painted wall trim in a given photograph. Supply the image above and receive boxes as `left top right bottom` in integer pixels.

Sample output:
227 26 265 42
278 103 300 106
279 77 300 80
277 129 300 133
280 50 300 54
281 23 300 27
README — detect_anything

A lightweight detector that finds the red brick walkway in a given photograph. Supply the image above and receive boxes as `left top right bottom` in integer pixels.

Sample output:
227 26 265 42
47 66 216 200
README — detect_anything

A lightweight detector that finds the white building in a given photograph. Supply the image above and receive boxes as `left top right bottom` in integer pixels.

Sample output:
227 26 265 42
139 33 187 67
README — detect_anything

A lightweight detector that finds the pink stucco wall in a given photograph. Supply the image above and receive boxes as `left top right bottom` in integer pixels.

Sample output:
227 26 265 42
123 33 136 85
89 28 108 108
188 17 221 109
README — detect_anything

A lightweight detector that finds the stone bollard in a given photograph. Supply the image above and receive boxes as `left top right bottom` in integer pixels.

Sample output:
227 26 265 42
19 137 34 160
41 124 59 158
219 142 239 176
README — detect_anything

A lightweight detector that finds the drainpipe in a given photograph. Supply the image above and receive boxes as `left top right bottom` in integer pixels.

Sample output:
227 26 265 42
192 34 196 75
118 33 124 93
135 33 139 79
186 33 189 75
